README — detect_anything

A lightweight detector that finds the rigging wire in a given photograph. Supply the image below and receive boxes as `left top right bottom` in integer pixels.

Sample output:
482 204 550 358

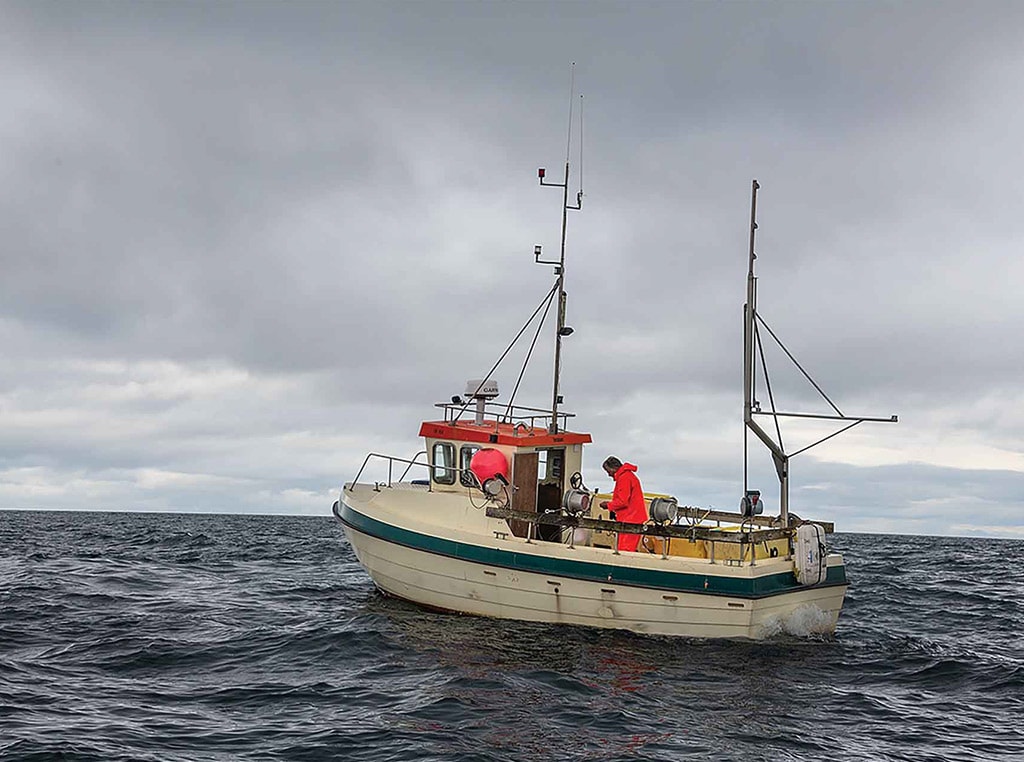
789 419 864 459
755 313 844 417
504 284 558 420
754 322 785 452
453 281 560 423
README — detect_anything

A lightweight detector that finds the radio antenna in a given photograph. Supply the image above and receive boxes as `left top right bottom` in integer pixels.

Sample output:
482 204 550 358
578 94 585 205
565 62 575 163
537 64 584 432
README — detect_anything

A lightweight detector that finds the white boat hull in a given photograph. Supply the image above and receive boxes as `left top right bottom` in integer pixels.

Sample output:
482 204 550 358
338 487 847 640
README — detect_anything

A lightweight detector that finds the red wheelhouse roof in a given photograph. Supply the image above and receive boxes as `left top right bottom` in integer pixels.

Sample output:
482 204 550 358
419 419 592 447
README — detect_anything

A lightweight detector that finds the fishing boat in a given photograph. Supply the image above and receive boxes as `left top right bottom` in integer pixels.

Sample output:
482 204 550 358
334 151 896 639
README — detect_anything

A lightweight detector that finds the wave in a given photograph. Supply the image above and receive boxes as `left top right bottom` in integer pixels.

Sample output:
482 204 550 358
1 512 1023 762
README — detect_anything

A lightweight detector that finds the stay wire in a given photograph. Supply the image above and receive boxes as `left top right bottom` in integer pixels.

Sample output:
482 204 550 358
453 281 560 423
504 283 558 420
756 313 843 417
754 321 785 452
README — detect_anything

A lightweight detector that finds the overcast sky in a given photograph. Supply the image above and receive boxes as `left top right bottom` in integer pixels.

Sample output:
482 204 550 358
3 1 1023 537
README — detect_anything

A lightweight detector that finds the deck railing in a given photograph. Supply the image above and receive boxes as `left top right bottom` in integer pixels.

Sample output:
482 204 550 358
434 400 574 433
482 505 799 565
346 451 480 491
343 453 831 566
346 452 428 491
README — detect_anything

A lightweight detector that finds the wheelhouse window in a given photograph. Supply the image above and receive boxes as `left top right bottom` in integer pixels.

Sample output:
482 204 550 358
459 445 480 487
537 448 564 485
431 442 456 485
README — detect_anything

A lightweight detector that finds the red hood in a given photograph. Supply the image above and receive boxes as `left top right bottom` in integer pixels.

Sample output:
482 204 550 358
615 463 638 476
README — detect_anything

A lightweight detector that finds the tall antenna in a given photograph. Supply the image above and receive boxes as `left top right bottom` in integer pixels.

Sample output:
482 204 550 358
578 94 584 204
537 64 584 433
565 63 575 163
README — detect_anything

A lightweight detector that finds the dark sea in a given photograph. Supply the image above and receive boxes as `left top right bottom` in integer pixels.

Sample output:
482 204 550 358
1 511 1021 761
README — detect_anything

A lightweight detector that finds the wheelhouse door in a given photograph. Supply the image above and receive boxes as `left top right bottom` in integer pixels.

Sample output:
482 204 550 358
508 451 538 538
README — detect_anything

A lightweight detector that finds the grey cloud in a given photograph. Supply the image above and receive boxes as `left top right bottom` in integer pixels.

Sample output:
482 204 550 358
2 1 1024 533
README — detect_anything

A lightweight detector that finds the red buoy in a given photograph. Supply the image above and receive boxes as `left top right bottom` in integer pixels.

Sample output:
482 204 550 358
469 448 508 486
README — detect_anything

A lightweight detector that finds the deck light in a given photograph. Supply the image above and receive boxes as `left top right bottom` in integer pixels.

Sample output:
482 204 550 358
482 473 508 497
740 490 763 517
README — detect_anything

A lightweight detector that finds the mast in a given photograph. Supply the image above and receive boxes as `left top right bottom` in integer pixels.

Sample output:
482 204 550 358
539 162 581 432
538 69 583 433
744 181 757 484
552 163 570 432
742 180 897 527
744 181 790 525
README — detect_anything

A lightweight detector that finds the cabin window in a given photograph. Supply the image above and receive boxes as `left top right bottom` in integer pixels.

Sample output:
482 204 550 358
459 445 480 487
537 448 564 484
431 442 456 485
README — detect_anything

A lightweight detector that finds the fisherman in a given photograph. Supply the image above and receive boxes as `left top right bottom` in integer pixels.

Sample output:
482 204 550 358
599 456 648 552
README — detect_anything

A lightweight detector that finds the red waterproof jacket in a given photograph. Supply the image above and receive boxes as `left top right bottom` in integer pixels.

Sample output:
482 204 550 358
607 463 647 525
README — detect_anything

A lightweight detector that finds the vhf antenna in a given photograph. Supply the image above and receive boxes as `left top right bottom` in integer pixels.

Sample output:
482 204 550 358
535 63 584 433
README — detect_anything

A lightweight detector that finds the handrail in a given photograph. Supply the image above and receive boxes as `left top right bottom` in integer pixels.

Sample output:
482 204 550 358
433 399 575 431
397 450 428 482
346 452 481 491
347 452 424 491
484 506 795 544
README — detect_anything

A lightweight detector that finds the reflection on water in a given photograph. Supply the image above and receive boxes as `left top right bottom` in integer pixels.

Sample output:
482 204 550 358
357 588 852 759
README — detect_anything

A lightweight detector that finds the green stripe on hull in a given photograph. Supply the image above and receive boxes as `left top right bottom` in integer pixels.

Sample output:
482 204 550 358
339 500 847 599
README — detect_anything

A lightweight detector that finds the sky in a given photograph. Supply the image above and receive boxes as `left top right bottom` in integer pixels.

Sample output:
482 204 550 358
2 1 1023 537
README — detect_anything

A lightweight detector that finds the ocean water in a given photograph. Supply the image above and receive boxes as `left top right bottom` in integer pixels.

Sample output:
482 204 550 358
1 511 1021 761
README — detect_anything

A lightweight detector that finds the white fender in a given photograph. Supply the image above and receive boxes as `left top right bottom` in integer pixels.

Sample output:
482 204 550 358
794 523 827 585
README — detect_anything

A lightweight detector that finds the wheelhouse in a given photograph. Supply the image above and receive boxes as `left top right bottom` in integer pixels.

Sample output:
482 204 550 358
419 398 591 539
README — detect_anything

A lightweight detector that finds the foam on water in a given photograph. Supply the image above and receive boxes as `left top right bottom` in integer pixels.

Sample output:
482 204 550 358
757 603 838 639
